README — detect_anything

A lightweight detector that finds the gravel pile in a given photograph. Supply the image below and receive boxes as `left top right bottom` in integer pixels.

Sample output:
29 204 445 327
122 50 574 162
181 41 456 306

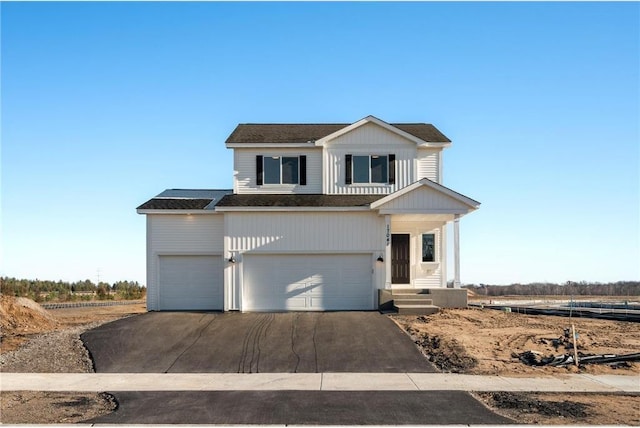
0 322 104 373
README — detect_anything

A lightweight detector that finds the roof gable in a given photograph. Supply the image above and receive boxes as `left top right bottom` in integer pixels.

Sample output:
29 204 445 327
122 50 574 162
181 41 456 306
314 115 448 147
371 178 480 215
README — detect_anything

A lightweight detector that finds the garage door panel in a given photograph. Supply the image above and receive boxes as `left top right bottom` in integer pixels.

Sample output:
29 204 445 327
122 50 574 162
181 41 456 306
158 255 223 311
243 254 373 311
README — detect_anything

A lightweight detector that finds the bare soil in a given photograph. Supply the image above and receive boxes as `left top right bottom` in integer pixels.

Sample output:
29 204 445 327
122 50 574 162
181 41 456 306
2 296 638 425
392 307 640 425
1 296 146 423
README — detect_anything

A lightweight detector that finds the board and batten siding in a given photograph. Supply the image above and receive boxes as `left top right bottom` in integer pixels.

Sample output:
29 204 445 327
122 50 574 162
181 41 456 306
226 211 385 253
234 148 322 194
146 214 224 310
390 219 446 288
416 148 440 182
323 122 419 194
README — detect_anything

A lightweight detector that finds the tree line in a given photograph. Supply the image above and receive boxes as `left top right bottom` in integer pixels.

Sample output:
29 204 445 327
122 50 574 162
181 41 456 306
1 277 146 303
462 280 639 297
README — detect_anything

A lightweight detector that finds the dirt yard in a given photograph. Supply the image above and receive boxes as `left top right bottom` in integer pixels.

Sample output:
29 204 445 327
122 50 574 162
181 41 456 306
392 307 640 425
1 295 146 423
1 295 638 424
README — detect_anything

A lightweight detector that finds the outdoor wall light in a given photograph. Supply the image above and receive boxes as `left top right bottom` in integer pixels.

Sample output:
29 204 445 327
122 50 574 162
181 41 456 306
376 255 384 263
228 255 236 263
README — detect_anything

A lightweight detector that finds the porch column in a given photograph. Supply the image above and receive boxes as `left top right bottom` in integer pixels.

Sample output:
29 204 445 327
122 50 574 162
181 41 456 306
453 214 461 288
384 214 392 289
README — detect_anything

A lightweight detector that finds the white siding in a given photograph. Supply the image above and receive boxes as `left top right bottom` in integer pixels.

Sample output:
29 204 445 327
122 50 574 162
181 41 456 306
378 186 472 212
234 148 322 194
390 220 446 288
417 148 440 182
323 122 417 194
146 214 224 310
226 211 385 253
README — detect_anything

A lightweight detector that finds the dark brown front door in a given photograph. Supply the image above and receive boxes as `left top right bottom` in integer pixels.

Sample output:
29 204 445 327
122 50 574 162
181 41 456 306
391 234 410 284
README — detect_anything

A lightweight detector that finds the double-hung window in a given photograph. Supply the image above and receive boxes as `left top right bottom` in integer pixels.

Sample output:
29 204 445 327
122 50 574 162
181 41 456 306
346 154 395 184
256 155 306 185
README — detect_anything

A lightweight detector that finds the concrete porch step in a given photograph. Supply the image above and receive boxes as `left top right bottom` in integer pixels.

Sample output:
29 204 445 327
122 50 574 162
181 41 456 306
393 298 434 306
391 289 432 295
393 304 440 315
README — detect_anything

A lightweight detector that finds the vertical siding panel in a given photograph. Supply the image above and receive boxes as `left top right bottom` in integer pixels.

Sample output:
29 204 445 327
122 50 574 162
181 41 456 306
226 212 383 252
324 123 420 194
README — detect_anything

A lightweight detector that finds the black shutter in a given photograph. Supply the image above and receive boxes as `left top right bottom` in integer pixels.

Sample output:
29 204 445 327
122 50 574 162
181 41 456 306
256 155 263 185
299 155 307 185
345 154 352 185
388 154 395 184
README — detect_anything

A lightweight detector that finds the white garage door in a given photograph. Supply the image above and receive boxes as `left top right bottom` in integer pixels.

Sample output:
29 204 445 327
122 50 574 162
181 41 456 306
243 254 373 311
158 255 223 310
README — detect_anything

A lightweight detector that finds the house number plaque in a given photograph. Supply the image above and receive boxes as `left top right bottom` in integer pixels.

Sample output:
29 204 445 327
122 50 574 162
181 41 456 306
386 224 390 246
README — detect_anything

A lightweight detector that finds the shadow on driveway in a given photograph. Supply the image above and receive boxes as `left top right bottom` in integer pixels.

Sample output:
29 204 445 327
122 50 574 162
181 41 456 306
81 312 437 373
87 391 513 425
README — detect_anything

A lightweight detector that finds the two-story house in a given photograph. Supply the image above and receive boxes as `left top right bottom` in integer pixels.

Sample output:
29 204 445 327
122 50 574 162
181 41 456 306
137 115 480 313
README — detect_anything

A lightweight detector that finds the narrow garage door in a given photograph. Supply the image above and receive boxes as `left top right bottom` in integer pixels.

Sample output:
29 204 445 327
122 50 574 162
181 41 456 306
243 254 373 311
158 255 223 311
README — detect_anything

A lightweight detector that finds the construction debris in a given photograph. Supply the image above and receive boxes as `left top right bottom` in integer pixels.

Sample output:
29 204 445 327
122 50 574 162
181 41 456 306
514 350 640 368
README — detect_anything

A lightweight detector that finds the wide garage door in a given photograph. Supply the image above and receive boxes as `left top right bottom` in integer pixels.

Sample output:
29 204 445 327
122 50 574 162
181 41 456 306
158 255 223 310
243 254 373 311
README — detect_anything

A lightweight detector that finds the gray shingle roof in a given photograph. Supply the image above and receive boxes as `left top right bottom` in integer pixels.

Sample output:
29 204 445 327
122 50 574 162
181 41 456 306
225 123 450 144
137 189 233 211
137 198 216 210
216 194 383 207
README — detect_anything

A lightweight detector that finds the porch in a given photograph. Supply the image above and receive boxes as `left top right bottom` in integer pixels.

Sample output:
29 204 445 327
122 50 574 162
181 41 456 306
370 178 480 313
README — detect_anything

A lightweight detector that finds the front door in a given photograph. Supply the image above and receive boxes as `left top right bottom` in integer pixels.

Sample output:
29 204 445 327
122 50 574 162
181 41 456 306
391 234 410 284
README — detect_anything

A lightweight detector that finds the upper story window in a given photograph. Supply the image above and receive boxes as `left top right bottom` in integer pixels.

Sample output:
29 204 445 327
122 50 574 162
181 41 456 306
257 155 306 186
346 154 395 185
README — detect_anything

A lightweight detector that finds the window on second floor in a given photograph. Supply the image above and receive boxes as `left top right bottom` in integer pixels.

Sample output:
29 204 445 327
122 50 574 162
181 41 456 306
346 154 395 185
257 155 307 186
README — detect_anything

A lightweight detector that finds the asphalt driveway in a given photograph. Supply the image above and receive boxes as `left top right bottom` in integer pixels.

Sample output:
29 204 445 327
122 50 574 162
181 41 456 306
87 391 512 424
81 311 436 373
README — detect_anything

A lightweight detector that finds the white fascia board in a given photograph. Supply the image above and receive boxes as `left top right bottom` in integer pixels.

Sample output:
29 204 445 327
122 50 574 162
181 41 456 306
416 142 452 148
226 143 316 149
136 209 221 215
213 206 371 212
371 178 480 210
315 115 429 147
377 208 472 215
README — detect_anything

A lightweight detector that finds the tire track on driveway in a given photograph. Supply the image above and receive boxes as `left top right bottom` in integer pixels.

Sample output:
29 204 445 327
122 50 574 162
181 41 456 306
164 314 217 373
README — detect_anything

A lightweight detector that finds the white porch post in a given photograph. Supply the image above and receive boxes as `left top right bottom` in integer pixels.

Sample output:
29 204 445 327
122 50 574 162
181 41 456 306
384 214 392 289
453 214 461 288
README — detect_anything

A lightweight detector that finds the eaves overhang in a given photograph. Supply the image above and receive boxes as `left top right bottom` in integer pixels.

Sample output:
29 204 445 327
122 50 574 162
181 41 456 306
136 209 221 215
213 206 372 212
225 142 320 149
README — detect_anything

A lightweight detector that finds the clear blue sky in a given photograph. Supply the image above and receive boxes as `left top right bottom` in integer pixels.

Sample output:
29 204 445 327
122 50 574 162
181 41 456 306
2 2 638 286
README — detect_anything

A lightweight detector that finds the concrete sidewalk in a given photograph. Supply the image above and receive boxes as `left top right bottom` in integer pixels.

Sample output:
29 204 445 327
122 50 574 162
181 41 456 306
1 372 637 393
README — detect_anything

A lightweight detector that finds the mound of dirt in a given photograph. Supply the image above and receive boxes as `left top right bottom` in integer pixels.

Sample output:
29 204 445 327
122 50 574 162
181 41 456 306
0 295 58 339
